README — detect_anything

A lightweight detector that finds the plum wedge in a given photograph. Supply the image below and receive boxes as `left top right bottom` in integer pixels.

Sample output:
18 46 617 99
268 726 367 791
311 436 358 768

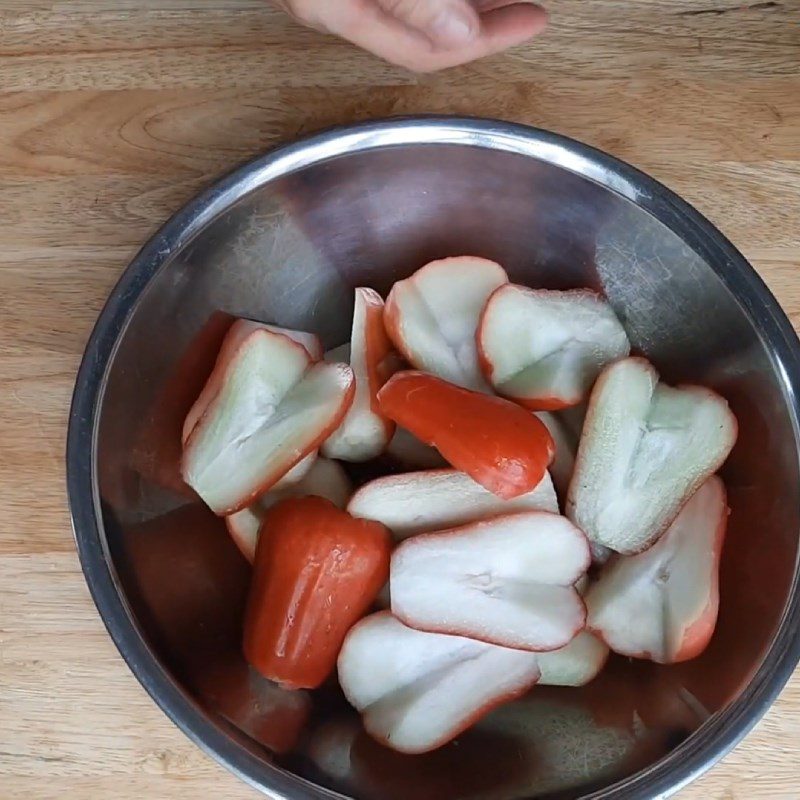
323 288 398 461
566 357 737 554
260 323 323 360
478 287 629 409
348 468 558 541
182 319 322 444
378 371 555 499
182 328 354 514
244 498 390 689
391 512 590 651
384 256 508 391
536 631 609 687
338 612 541 754
226 457 352 562
586 476 728 664
271 451 318 490
535 411 576 502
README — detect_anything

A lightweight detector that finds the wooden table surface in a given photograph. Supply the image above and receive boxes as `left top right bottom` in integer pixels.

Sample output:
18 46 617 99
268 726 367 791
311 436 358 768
1 1 799 798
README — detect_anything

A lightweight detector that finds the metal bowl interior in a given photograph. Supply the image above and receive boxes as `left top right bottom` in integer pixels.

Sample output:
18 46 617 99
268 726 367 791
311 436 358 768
68 118 800 800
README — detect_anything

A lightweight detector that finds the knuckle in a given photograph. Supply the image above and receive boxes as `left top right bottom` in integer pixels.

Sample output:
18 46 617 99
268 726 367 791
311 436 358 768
381 0 436 24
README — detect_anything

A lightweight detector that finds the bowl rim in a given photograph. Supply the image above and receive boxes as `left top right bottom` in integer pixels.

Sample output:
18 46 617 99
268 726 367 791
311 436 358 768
67 115 800 800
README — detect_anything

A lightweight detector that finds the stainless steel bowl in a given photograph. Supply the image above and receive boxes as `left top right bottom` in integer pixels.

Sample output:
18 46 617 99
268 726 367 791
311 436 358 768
68 117 800 799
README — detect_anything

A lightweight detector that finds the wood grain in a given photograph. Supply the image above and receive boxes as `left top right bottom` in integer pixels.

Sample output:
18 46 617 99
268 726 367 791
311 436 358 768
0 0 798 797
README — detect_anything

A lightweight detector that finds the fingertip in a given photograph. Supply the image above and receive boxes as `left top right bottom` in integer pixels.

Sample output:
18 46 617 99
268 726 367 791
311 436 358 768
481 3 548 47
427 3 481 47
528 4 549 34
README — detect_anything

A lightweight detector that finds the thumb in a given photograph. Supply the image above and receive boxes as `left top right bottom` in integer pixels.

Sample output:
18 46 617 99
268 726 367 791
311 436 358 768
376 0 481 47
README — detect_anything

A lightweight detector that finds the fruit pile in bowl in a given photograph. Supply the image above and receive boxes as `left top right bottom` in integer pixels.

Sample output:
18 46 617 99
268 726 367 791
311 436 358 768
178 254 737 756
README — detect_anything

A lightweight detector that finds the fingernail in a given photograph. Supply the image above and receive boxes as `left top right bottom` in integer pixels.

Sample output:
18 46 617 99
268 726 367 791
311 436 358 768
429 9 477 46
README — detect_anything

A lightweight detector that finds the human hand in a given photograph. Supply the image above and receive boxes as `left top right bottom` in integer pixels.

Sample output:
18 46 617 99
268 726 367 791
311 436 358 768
272 0 547 72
